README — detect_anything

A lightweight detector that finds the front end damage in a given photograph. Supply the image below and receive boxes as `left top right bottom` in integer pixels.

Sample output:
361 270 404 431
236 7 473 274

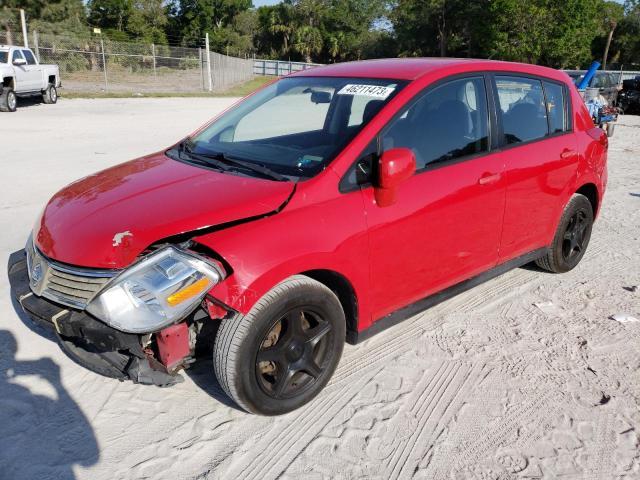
8 249 230 386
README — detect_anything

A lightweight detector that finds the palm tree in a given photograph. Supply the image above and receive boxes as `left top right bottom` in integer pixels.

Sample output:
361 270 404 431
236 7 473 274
268 4 294 54
293 25 322 63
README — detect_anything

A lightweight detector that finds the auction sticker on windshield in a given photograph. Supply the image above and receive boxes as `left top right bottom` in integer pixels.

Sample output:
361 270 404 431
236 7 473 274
337 84 396 99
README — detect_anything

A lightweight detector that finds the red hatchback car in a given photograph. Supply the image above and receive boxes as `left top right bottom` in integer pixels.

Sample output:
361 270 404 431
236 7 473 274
9 58 607 415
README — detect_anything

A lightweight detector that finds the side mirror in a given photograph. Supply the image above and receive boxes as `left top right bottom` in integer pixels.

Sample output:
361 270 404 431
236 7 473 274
374 147 416 207
13 58 27 66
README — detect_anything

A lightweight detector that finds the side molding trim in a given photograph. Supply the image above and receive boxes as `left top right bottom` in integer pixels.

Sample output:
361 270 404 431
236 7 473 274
347 248 547 344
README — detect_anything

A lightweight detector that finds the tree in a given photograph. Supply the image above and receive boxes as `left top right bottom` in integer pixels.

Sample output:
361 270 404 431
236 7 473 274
605 0 640 68
600 1 624 68
87 0 133 33
391 0 483 58
168 0 251 46
127 0 169 43
292 25 323 62
267 2 295 54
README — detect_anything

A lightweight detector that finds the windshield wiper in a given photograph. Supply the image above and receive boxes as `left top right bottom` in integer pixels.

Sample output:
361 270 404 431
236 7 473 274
184 144 288 182
176 140 231 171
177 140 287 182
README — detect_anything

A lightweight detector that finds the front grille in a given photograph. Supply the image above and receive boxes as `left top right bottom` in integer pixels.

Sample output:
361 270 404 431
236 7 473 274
26 241 119 309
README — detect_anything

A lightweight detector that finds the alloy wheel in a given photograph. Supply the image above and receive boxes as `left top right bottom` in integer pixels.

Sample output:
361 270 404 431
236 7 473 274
256 308 333 399
562 210 588 261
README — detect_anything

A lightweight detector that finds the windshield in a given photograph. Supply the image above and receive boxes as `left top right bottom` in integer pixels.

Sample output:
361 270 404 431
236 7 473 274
0 51 8 63
183 76 406 179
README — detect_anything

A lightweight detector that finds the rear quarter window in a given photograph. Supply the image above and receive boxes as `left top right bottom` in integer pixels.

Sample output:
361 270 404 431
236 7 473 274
543 81 567 134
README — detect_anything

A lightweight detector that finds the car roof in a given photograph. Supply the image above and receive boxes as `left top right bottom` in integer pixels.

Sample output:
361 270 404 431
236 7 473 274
291 57 570 83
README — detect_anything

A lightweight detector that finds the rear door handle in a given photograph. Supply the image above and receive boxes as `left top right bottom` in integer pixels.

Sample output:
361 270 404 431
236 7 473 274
561 149 577 159
478 173 501 185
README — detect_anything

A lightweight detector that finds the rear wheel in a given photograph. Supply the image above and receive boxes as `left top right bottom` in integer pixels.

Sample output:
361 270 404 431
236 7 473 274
214 275 345 415
0 88 17 112
42 84 58 104
536 194 593 273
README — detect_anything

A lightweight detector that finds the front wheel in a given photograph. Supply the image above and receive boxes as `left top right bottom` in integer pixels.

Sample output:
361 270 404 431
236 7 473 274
536 194 593 273
214 275 345 415
0 88 17 112
42 84 58 104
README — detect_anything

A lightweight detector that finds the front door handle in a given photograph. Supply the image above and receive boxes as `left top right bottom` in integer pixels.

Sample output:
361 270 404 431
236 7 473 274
478 172 501 185
560 149 577 159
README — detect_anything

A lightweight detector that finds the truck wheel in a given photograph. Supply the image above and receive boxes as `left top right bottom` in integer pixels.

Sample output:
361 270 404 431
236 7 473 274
536 194 593 273
42 84 58 104
0 88 17 112
214 275 345 415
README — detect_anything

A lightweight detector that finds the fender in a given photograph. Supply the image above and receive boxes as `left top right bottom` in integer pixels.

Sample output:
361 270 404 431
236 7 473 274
194 172 375 329
545 163 604 247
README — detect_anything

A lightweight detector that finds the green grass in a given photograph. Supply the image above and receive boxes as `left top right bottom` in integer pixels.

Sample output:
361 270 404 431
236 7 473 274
59 76 275 99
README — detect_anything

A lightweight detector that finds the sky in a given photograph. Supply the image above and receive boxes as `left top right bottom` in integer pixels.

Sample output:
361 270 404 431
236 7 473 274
253 0 282 6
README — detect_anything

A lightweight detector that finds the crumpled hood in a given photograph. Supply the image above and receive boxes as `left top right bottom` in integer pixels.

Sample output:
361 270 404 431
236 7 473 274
35 152 294 269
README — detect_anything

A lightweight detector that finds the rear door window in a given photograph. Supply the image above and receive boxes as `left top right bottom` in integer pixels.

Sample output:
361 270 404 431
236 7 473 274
495 76 548 144
543 81 567 134
22 49 37 65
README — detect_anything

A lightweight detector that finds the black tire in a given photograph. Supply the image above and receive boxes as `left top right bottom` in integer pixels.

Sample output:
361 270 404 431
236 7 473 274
42 84 57 104
536 194 593 273
214 275 345 415
0 87 17 112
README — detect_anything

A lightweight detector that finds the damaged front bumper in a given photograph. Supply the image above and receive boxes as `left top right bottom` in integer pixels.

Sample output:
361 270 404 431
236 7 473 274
8 249 185 386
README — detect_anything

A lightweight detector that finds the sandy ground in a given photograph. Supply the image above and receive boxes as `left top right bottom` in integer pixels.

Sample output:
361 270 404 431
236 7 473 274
0 98 639 480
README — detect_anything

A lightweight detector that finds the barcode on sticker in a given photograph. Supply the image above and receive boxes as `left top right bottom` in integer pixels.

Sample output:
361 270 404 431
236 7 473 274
337 84 395 99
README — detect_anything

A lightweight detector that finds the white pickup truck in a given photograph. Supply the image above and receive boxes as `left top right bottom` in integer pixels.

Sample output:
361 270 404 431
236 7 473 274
0 45 61 112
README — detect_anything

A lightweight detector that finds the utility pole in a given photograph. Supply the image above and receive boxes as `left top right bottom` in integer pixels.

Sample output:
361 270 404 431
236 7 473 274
20 9 28 48
205 33 213 92
33 30 40 61
100 36 108 91
151 43 157 77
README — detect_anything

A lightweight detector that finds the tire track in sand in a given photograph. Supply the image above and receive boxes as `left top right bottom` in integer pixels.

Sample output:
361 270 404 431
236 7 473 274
377 361 487 479
219 365 382 480
210 252 548 479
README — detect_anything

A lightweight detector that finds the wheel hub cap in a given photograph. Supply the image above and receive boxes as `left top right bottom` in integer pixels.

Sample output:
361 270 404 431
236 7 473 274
286 342 304 362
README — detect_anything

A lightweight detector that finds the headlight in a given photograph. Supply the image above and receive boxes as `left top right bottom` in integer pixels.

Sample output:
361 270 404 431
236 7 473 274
86 246 223 333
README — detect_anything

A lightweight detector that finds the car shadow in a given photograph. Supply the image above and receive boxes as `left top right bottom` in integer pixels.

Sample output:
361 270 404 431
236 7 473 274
0 329 99 479
186 361 243 411
519 261 546 272
15 95 48 110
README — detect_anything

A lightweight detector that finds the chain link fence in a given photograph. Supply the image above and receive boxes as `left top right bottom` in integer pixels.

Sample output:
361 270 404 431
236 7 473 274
1 21 255 94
